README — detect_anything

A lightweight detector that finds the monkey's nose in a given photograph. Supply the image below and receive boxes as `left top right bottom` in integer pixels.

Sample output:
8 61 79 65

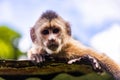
49 39 55 42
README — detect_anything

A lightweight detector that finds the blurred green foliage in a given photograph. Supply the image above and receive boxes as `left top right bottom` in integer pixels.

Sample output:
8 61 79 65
0 26 22 59
53 73 113 80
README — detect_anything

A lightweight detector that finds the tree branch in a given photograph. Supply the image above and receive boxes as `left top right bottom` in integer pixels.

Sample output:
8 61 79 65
0 60 113 80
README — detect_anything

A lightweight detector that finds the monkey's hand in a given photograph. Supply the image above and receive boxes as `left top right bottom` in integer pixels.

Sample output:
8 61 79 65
68 55 103 73
30 54 45 63
27 48 46 64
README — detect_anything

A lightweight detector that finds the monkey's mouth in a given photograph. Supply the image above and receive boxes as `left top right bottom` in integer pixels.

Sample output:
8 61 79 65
47 43 59 51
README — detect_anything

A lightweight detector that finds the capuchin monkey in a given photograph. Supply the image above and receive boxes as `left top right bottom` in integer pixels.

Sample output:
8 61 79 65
27 10 120 80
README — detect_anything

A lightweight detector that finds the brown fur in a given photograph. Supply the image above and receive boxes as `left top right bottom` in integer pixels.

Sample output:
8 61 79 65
28 10 120 80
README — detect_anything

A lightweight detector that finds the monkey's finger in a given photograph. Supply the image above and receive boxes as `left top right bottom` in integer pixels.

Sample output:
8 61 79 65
87 55 103 73
30 54 45 63
38 54 45 62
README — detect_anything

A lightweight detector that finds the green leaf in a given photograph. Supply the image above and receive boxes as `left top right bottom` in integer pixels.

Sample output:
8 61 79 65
0 26 23 59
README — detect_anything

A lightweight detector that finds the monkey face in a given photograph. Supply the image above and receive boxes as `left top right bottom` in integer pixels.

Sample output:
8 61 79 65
30 10 71 54
40 25 62 53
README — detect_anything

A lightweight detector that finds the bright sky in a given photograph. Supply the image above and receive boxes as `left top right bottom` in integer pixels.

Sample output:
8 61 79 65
0 0 120 63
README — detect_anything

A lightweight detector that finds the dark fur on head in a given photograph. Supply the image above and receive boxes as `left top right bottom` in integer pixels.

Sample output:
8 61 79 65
30 10 72 43
40 10 71 36
41 10 58 21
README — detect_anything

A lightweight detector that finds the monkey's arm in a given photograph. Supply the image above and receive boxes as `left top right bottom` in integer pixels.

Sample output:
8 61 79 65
83 49 120 80
66 41 120 80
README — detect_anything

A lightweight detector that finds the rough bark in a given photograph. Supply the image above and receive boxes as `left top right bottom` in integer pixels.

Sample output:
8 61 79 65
0 60 113 80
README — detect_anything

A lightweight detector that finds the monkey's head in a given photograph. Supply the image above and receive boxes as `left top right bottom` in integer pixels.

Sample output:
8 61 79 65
30 10 71 54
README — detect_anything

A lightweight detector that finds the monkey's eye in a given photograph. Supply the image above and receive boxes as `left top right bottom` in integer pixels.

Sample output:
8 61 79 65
53 28 60 34
42 30 49 35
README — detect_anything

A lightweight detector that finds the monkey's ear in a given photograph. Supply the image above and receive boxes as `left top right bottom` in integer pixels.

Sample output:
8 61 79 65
65 22 71 36
30 27 36 42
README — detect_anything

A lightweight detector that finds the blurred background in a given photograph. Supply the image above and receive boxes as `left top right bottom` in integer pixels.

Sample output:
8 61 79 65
0 0 120 63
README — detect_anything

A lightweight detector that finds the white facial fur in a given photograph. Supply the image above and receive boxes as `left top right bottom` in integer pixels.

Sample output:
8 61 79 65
43 37 62 54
